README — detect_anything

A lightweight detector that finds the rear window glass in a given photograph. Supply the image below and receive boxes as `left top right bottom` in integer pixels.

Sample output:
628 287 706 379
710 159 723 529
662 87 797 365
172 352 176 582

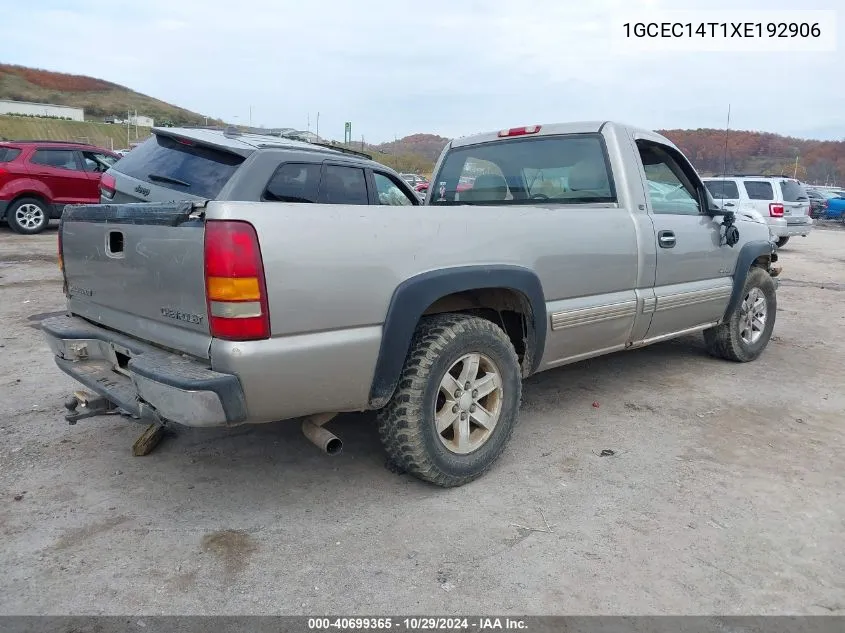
430 134 615 205
264 163 320 202
779 180 807 202
743 181 774 200
113 134 245 199
0 148 21 162
704 180 739 199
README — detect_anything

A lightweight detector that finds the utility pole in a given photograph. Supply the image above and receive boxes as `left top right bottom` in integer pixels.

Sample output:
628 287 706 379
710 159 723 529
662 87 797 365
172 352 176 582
307 113 310 132
316 112 319 140
127 109 130 147
361 135 365 153
134 109 138 140
793 152 800 179
249 105 252 128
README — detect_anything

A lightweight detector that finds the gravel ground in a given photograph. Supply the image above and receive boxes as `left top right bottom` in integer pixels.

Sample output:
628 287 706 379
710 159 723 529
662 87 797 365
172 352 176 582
1 223 843 615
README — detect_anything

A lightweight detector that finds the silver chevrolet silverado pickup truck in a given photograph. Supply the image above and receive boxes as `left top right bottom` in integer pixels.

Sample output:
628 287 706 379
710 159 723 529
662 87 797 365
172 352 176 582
42 121 780 487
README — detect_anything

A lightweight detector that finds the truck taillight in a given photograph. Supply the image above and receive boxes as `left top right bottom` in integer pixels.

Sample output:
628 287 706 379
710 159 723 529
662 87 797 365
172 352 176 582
769 203 784 217
204 220 270 341
100 173 116 199
497 125 541 137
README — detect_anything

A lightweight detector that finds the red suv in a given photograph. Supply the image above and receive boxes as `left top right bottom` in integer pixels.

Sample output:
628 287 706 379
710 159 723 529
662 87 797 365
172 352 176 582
0 141 120 234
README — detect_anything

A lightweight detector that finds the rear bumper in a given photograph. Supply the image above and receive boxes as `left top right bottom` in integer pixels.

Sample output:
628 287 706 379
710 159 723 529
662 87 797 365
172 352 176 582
769 218 813 238
41 315 247 427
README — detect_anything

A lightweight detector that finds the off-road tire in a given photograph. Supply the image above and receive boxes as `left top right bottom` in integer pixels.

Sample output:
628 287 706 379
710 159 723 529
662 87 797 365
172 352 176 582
377 313 522 487
704 267 777 362
7 197 50 235
776 236 790 248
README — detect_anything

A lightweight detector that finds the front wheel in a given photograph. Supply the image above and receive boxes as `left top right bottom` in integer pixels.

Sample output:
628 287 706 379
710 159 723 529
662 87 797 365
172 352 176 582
377 313 522 487
8 198 50 234
775 236 790 248
704 267 776 362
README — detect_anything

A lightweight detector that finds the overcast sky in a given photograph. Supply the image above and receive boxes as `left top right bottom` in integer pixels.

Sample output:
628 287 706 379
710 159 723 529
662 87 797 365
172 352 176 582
2 0 841 143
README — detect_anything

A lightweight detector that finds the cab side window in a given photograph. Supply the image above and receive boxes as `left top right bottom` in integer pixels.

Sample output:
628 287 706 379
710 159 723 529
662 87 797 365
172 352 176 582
263 163 320 202
318 165 369 205
81 151 112 173
31 149 82 171
743 181 774 200
636 140 701 215
374 172 415 206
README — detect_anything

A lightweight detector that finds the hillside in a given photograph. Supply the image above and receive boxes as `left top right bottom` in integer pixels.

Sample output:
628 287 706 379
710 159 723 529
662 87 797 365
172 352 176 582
0 64 216 126
0 115 152 150
660 128 845 185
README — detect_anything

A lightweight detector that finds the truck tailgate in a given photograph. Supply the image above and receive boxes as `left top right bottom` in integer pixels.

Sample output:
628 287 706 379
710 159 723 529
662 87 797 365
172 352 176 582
60 202 212 359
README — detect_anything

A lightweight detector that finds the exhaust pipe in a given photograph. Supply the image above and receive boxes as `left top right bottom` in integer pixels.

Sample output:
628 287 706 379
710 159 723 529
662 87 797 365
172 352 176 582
301 414 342 455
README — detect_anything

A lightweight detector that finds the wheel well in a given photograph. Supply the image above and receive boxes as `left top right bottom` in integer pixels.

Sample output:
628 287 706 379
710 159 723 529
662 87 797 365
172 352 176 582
422 288 536 376
753 252 776 270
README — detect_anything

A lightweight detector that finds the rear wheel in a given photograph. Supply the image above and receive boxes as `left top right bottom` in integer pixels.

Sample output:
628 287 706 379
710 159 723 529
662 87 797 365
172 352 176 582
8 198 50 235
377 313 522 487
704 267 776 362
775 236 790 248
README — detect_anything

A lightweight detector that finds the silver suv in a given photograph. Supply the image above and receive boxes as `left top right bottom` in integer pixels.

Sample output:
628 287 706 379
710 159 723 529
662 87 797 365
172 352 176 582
100 127 421 207
702 175 812 248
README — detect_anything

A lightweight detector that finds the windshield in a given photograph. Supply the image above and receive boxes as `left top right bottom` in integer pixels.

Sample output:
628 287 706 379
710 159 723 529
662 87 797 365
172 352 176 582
430 134 615 205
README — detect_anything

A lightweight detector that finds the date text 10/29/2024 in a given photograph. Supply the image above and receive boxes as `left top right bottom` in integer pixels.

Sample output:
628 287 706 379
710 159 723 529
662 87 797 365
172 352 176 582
308 618 528 631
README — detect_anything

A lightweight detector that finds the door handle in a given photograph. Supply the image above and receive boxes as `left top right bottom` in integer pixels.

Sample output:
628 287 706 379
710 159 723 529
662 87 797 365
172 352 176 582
658 230 676 248
724 202 735 207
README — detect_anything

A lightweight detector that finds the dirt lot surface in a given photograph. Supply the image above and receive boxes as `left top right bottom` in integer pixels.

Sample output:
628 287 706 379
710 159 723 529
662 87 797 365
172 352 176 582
1 223 843 615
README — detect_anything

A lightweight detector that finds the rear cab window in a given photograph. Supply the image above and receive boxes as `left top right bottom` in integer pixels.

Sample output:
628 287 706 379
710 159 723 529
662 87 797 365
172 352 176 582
742 181 774 200
704 180 739 199
430 134 615 205
112 134 245 199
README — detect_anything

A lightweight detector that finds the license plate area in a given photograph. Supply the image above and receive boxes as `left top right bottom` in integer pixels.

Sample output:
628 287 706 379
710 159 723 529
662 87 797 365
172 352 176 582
110 343 133 377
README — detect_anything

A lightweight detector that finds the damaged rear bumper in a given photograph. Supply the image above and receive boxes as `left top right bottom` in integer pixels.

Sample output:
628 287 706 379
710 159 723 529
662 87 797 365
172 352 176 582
41 315 247 427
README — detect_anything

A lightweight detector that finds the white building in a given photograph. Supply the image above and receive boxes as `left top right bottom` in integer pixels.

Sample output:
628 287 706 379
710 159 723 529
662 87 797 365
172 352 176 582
0 99 84 121
128 114 154 127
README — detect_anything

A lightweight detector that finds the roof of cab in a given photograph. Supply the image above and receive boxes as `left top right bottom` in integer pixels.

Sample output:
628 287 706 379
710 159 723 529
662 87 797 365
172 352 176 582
448 121 677 150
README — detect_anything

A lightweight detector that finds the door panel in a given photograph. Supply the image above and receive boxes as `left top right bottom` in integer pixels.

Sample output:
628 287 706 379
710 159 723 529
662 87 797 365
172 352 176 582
26 149 91 205
633 138 734 340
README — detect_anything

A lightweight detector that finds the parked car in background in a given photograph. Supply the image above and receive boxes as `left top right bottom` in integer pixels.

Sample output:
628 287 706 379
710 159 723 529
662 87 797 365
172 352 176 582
806 188 845 220
400 173 427 188
0 140 120 234
100 127 420 207
805 187 830 218
702 175 812 248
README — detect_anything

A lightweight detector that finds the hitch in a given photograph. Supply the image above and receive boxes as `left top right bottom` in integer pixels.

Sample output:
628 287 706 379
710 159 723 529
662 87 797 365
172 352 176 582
64 390 117 425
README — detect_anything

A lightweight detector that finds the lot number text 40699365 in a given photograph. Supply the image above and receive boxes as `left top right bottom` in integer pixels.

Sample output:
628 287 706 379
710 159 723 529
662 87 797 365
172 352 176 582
308 618 528 631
